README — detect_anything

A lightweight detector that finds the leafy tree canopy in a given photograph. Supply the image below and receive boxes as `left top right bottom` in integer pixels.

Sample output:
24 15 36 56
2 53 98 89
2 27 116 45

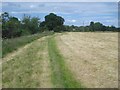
43 13 65 32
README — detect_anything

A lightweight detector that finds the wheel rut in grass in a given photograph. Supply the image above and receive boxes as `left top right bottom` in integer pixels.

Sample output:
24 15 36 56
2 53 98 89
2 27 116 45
37 38 53 88
48 35 82 88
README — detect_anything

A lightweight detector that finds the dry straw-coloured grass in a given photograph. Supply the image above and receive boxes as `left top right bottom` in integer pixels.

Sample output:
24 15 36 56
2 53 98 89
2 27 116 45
2 36 53 88
56 32 118 88
36 38 53 88
2 32 118 88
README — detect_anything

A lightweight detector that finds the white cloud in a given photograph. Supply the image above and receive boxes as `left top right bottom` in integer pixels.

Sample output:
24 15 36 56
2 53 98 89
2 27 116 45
3 2 117 16
18 18 21 21
2 2 118 27
30 5 36 8
11 11 33 14
67 19 77 23
71 20 76 22
2 0 119 2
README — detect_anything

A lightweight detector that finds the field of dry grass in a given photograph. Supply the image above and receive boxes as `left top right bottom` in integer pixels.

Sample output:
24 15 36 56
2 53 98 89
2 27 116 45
2 37 53 88
56 32 118 88
2 32 118 88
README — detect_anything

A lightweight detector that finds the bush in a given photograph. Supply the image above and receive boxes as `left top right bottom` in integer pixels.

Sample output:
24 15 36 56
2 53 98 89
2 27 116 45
53 25 66 32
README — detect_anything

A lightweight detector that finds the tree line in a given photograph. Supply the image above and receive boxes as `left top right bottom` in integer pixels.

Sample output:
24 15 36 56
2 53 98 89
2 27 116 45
65 22 120 32
1 12 65 39
1 12 119 39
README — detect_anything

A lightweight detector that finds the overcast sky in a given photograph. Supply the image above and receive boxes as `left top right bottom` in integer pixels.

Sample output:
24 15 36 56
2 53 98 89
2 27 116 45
2 2 118 27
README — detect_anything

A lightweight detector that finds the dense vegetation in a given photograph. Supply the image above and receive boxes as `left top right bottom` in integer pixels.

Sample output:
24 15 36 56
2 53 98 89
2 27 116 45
1 12 119 39
1 12 65 39
40 13 65 32
2 32 54 57
65 22 120 32
2 12 41 38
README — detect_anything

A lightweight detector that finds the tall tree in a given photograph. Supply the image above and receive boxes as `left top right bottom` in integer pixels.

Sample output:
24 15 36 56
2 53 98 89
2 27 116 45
2 12 9 24
44 13 65 32
94 22 103 31
2 12 22 38
89 21 94 31
22 15 40 34
2 16 21 38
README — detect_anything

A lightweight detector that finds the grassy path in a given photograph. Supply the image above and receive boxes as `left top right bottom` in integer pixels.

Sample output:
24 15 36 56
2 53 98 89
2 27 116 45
2 37 52 88
48 35 82 88
2 34 83 88
2 32 118 88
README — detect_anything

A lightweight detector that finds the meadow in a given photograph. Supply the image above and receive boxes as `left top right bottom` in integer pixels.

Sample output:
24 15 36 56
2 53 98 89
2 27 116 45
2 32 118 88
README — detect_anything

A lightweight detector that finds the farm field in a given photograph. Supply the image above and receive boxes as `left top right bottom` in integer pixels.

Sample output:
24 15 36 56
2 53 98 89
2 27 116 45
2 32 118 88
56 32 118 88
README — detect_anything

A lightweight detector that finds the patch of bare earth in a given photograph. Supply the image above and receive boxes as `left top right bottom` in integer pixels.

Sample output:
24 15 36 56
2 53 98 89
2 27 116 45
56 32 118 88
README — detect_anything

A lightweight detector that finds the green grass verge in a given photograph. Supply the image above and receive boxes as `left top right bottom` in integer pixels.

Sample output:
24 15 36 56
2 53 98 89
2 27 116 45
2 36 47 88
48 35 83 88
2 31 54 58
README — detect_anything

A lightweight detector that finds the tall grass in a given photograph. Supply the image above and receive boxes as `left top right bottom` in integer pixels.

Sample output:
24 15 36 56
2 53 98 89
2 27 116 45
48 36 83 88
2 32 54 58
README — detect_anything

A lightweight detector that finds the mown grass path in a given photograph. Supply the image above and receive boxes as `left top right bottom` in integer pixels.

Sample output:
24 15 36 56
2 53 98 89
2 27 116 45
2 37 53 88
48 35 82 88
2 34 83 88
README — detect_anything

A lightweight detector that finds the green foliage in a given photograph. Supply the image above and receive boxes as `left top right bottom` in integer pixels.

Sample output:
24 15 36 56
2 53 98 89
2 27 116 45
2 12 9 24
20 29 31 36
21 15 40 34
65 21 119 32
2 32 54 57
2 12 41 39
53 25 66 32
93 22 103 31
2 12 119 39
89 21 94 31
2 16 21 38
0 15 2 36
89 21 119 32
42 13 65 32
